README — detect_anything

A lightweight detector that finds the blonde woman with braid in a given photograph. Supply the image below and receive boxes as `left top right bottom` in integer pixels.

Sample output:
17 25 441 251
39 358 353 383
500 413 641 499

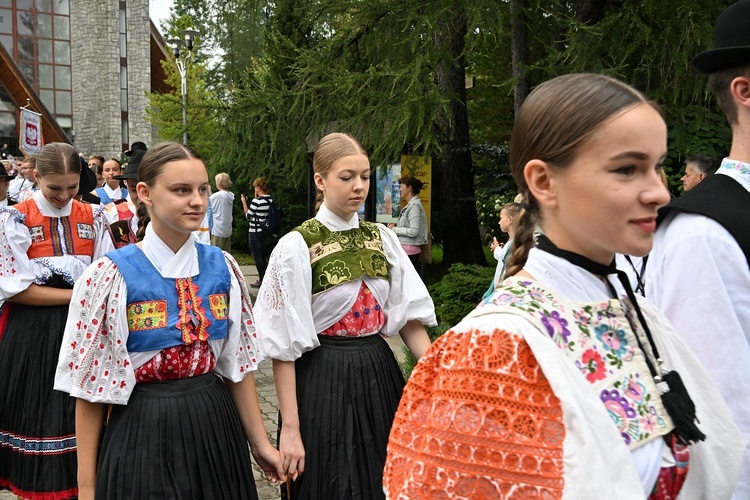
254 132 435 499
55 142 283 499
384 74 744 499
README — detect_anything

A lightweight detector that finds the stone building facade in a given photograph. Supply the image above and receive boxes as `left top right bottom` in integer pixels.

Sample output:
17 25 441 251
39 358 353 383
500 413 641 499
71 0 151 157
0 0 166 159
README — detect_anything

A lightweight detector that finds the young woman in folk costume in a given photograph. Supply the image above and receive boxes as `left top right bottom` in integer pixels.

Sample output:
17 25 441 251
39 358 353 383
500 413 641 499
0 142 114 499
254 132 436 499
93 158 126 205
103 149 145 249
384 74 745 499
54 142 284 499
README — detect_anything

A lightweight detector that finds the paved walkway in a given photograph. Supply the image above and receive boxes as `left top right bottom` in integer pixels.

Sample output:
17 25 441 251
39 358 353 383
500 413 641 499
0 265 408 500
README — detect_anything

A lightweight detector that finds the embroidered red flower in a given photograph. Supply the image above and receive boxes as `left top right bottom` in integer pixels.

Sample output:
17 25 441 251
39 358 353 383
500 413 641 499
581 348 606 383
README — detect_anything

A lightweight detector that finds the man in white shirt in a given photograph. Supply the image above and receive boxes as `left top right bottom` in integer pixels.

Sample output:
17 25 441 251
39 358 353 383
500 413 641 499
646 2 750 498
8 157 33 203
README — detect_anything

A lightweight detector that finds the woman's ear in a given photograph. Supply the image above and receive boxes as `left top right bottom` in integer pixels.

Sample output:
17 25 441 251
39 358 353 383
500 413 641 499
524 159 558 209
313 172 325 193
136 182 152 208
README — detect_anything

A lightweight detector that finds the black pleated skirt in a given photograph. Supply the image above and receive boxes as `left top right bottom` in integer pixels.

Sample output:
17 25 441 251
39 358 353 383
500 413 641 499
281 334 405 500
96 372 259 500
0 302 78 500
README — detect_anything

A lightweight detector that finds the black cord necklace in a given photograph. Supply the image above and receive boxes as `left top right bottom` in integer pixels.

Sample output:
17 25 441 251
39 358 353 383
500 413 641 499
536 235 705 445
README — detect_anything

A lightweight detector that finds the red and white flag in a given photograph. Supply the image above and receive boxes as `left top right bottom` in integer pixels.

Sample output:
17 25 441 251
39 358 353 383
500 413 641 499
19 108 42 156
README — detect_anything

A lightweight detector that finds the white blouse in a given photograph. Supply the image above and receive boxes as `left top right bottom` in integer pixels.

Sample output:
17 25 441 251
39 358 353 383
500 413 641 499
54 225 262 405
254 202 437 362
519 248 745 498
0 190 113 306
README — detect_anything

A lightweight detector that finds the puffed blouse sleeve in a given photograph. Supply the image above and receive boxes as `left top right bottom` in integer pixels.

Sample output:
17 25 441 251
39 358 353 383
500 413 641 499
0 207 34 302
378 224 437 335
91 203 115 258
214 251 263 380
254 231 318 362
54 257 136 405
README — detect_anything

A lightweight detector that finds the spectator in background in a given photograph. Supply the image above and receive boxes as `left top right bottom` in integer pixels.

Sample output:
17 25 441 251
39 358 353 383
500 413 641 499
241 177 273 288
210 173 235 251
482 202 521 299
0 143 9 160
94 158 126 204
87 154 105 188
388 176 428 271
0 166 15 207
680 153 720 191
14 156 37 203
8 157 31 202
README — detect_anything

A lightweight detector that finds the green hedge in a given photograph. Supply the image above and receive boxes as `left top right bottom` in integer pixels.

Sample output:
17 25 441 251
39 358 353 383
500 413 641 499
401 263 495 378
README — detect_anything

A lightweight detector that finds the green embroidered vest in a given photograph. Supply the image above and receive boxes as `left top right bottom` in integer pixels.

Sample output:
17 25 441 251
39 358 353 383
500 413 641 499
294 219 390 295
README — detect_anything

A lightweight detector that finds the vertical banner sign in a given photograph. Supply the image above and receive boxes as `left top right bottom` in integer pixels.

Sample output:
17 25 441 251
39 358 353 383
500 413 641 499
19 108 42 156
400 155 432 231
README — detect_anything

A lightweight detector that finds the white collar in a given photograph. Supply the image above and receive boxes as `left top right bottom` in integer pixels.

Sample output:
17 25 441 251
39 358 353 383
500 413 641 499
141 224 199 278
103 184 121 198
523 247 622 301
32 189 73 216
316 202 360 231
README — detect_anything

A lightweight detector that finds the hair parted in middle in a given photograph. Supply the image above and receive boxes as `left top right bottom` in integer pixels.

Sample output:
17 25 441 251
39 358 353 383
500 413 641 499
312 132 368 211
36 143 81 178
135 141 203 241
505 73 657 277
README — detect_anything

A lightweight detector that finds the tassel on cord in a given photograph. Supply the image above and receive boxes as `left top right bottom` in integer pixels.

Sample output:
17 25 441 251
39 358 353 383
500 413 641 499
658 370 706 445
535 236 707 445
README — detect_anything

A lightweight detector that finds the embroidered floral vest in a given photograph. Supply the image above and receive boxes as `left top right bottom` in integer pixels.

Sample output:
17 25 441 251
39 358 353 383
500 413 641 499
16 198 95 259
477 278 674 450
294 218 390 295
106 243 230 353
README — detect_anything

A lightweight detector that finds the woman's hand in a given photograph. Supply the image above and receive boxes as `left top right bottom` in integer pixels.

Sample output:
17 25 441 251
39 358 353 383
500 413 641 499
279 424 305 481
387 223 396 229
251 442 286 483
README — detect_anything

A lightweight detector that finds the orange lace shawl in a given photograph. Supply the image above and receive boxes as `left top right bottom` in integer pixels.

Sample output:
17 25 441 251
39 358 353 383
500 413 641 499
384 327 565 499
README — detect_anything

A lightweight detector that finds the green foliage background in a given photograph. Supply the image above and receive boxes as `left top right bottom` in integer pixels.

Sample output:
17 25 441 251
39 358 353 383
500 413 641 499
149 0 734 254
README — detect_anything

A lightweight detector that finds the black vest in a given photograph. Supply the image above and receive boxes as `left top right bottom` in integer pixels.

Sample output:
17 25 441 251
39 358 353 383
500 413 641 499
658 174 750 266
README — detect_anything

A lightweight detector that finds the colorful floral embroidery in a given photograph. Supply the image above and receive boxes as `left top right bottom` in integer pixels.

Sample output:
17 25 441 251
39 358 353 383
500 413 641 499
721 159 750 176
209 293 229 320
126 300 168 331
480 278 673 449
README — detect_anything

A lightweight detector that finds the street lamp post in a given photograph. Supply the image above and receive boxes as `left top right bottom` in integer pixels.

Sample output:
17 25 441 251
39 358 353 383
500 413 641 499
167 29 199 146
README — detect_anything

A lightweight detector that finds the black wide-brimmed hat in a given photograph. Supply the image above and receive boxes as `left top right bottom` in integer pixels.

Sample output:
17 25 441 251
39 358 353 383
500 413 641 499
124 141 147 157
692 0 750 73
114 150 145 180
0 168 15 180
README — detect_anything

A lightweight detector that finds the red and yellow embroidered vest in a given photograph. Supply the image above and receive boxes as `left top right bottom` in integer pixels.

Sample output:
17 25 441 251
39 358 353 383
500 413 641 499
16 199 95 259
